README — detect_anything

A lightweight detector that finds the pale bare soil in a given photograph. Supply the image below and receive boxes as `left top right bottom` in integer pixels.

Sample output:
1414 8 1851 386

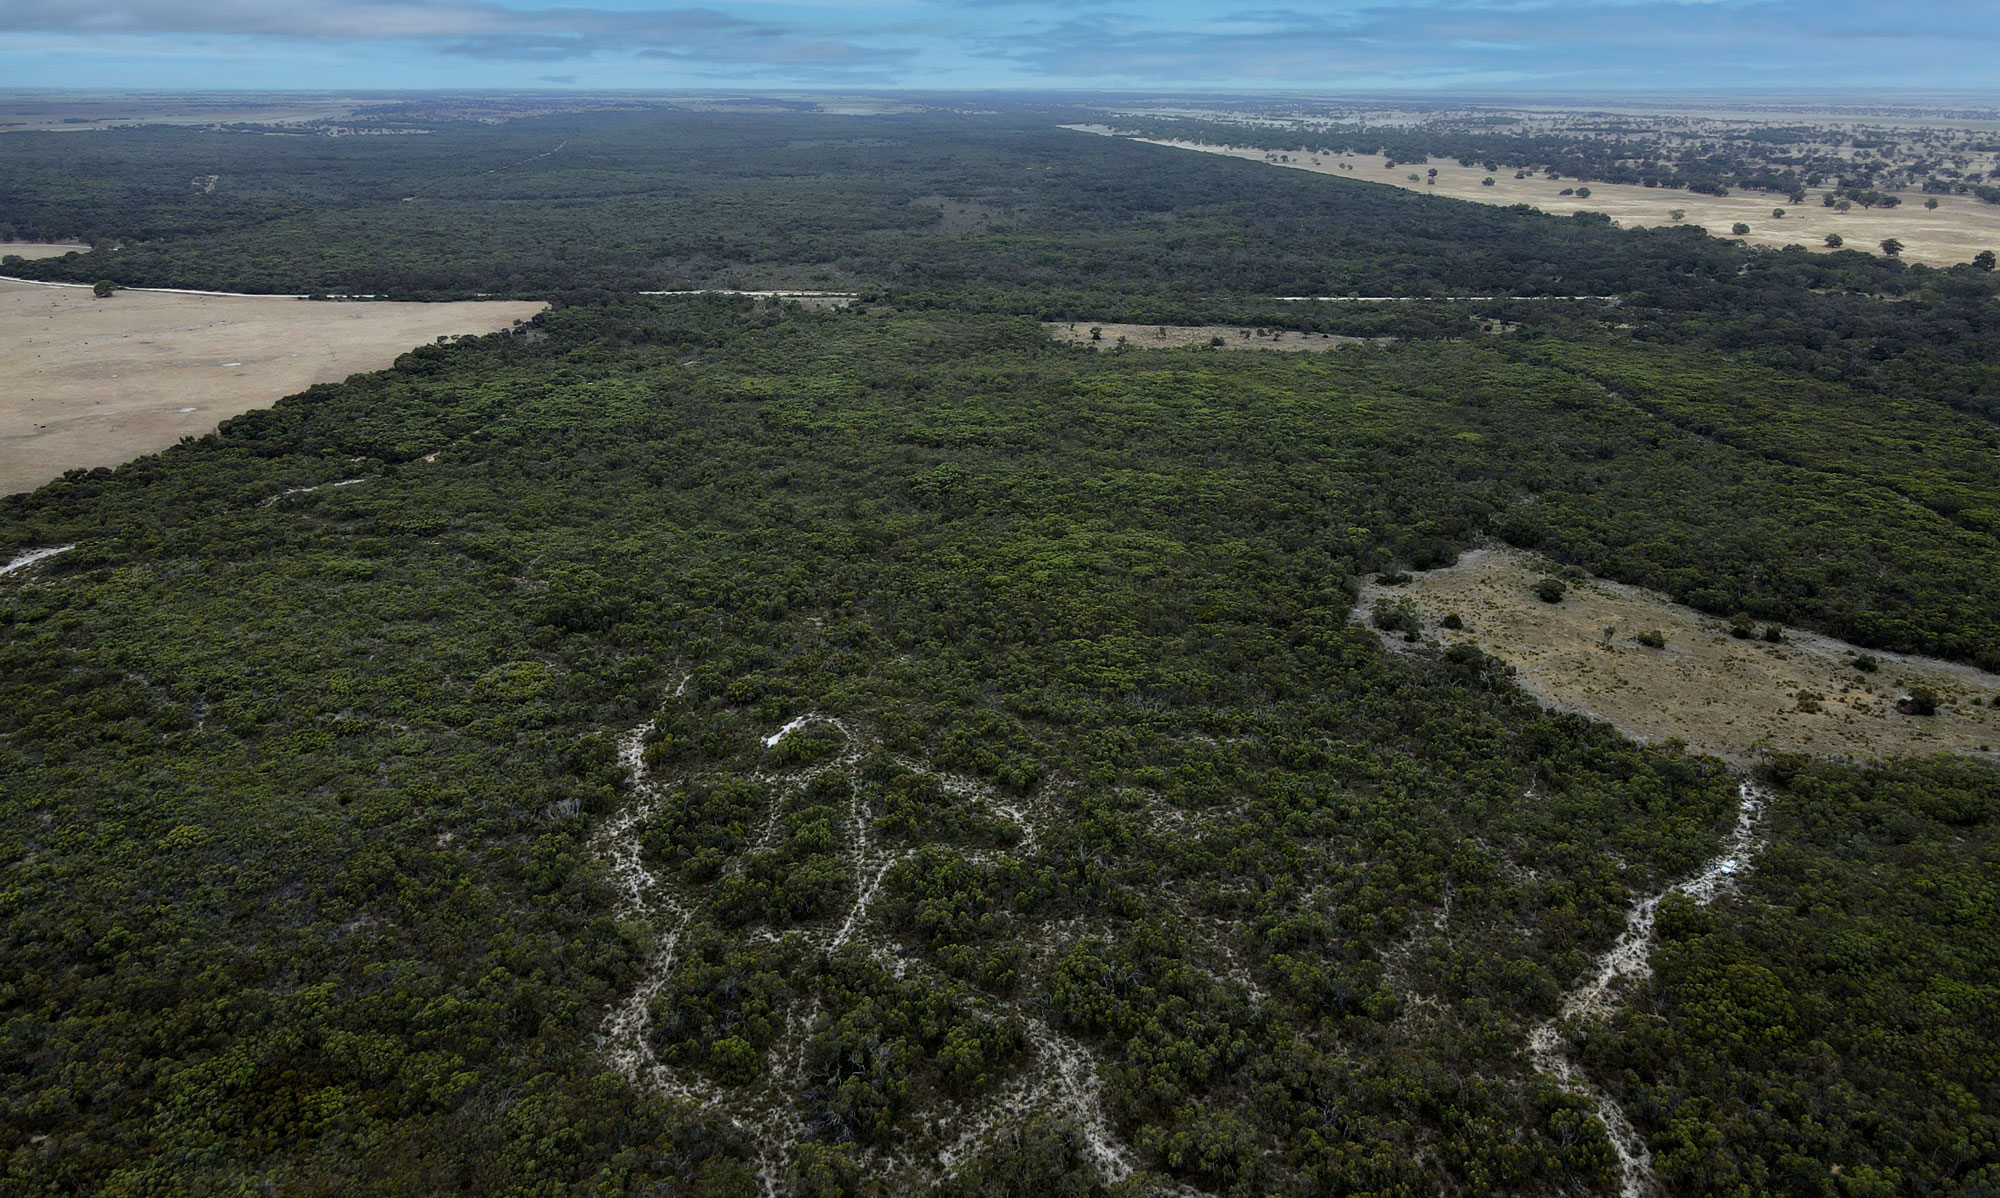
0 280 544 495
1044 321 1384 350
1 243 94 260
1357 548 2000 763
1120 137 2000 269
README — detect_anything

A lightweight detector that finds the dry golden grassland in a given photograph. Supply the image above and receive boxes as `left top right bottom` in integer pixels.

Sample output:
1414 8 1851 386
1122 137 2000 269
1358 548 2000 764
2 242 95 260
0 280 545 495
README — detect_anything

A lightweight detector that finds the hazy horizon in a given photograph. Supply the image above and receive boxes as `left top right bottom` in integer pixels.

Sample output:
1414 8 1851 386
0 0 1994 94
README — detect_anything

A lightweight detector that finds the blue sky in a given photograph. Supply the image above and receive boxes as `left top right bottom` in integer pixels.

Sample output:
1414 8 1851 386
0 0 1994 92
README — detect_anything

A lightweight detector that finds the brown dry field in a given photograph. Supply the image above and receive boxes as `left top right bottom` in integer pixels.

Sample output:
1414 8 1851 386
1044 321 1384 350
1357 548 2000 764
0 280 545 495
1130 138 2000 269
2 243 94 260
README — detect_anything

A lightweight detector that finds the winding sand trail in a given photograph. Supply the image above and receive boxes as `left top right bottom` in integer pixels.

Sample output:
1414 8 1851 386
594 698 1161 1194
1528 780 1768 1198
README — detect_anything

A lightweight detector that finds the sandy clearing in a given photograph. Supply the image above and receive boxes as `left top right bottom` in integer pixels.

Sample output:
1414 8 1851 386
1043 321 1388 350
1357 547 2000 764
1 243 94 261
0 280 545 496
1092 133 2000 270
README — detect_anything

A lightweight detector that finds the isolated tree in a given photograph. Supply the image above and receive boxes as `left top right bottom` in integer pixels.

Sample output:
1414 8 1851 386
1772 208 1785 218
1732 223 1752 236
92 279 116 298
1481 177 1495 187
1881 237 1904 257
1825 233 1845 248
1974 249 1996 270
1925 197 1940 210
1669 209 1686 221
1575 186 1591 198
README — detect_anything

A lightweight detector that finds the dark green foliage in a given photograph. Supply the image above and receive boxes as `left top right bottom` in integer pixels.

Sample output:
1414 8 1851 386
2 106 1998 1195
1637 630 1668 649
1581 759 2000 1196
1534 578 1568 604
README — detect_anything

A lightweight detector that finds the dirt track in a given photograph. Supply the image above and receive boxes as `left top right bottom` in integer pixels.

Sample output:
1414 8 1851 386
0 280 544 495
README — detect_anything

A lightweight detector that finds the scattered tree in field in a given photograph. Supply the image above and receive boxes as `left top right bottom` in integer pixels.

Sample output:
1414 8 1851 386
1825 233 1845 248
1925 197 1940 210
92 279 116 298
1974 250 1995 270
1732 223 1752 236
1636 629 1667 649
1669 208 1686 221
1901 686 1939 716
1532 578 1566 604
1772 208 1785 218
1575 186 1591 198
1482 176 1495 187
1881 238 1904 257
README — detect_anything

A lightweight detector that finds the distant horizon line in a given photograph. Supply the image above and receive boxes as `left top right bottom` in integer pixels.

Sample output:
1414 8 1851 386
6 86 2000 99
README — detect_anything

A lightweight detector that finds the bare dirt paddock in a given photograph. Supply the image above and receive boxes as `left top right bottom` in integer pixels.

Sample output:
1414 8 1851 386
0 280 545 495
1357 548 2000 764
1044 322 1385 350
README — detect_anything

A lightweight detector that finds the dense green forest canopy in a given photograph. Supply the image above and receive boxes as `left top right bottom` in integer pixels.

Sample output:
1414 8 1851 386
3 104 1998 1195
9 105 2000 418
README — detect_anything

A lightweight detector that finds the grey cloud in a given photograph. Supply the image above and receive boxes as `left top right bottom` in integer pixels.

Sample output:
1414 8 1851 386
979 0 1993 85
0 0 904 67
